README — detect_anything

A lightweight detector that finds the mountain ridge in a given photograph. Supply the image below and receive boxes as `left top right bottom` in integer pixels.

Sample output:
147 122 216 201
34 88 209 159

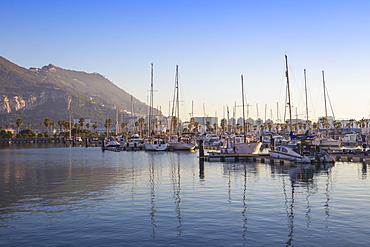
0 56 154 128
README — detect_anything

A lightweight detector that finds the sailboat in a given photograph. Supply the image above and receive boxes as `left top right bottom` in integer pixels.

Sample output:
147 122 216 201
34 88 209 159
270 57 335 163
312 71 341 151
219 74 262 154
269 56 311 163
168 65 196 151
144 63 168 151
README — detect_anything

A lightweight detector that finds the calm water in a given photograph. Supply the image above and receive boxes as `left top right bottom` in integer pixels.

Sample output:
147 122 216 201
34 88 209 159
1 145 370 246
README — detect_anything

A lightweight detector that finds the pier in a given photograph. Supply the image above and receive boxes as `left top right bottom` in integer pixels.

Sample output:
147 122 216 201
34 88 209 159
331 152 370 163
199 151 370 165
201 152 299 165
198 139 370 165
0 137 66 144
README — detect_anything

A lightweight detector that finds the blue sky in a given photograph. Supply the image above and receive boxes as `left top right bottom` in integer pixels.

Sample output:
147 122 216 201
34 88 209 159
1 0 370 122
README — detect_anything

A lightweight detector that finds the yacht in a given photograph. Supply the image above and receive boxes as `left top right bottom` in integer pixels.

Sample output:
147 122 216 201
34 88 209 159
220 135 262 154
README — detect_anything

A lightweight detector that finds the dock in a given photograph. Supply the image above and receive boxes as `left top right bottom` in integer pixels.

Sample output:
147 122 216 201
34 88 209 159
331 152 370 163
199 151 370 165
200 152 300 165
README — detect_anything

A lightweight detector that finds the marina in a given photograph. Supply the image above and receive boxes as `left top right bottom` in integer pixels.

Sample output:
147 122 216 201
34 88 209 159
2 1 370 246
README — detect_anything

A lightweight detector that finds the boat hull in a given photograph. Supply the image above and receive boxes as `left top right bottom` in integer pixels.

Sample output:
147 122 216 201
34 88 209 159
220 142 262 154
144 143 168 151
169 142 196 150
269 145 311 163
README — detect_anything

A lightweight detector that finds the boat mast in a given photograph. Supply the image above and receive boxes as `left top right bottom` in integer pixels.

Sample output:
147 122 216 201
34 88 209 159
171 65 179 135
149 63 154 136
241 74 246 142
131 96 133 132
304 69 309 124
322 70 328 120
69 114 72 139
285 55 293 131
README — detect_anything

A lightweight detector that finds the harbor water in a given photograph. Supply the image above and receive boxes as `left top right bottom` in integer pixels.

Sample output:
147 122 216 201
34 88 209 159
1 145 370 246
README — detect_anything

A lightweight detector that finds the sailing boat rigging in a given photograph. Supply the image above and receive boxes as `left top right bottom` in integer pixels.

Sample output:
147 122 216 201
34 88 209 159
269 56 311 162
168 65 196 151
144 63 168 151
219 74 262 154
270 56 335 163
312 71 341 150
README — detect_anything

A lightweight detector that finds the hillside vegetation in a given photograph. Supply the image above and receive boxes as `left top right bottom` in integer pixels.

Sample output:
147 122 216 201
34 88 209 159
0 56 155 127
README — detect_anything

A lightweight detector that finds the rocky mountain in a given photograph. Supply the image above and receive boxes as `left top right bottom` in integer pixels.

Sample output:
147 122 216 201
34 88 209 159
0 56 155 128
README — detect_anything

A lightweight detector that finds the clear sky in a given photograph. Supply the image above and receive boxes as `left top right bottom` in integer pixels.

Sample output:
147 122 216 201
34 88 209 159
1 0 370 122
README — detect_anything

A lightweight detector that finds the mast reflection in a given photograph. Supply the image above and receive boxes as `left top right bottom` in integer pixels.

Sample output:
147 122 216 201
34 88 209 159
242 164 248 240
270 163 334 246
171 156 182 236
148 156 157 239
223 163 258 241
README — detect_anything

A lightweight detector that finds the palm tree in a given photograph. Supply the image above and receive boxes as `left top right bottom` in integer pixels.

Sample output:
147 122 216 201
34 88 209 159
188 117 195 132
16 118 23 134
58 120 64 132
92 123 98 132
312 122 319 133
121 122 128 133
267 122 273 132
86 123 91 130
63 120 72 133
193 121 200 133
138 117 145 136
349 119 356 130
206 121 212 132
79 118 85 129
105 118 113 136
213 123 218 133
220 118 227 132
358 118 366 129
297 122 303 131
44 118 51 133
39 122 43 133
318 117 328 130
333 120 342 131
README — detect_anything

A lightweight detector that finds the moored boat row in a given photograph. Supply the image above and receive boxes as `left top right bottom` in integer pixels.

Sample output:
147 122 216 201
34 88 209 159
103 134 197 152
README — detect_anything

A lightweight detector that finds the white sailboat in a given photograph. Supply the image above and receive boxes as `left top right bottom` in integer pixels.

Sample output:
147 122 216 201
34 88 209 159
270 55 311 163
312 71 341 151
219 75 262 154
168 65 196 151
144 63 168 151
220 135 262 154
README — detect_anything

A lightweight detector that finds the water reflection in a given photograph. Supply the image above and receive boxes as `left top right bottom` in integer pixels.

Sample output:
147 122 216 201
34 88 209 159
2 147 370 246
0 148 129 227
362 163 367 179
222 162 335 246
171 155 182 236
148 155 157 239
282 174 295 247
223 163 259 241
242 165 248 240
273 163 334 246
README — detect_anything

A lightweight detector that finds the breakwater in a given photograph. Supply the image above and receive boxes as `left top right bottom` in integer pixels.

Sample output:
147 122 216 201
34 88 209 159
0 137 66 144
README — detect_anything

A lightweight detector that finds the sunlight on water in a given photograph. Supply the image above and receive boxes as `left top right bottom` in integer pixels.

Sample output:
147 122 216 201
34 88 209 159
1 146 370 246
